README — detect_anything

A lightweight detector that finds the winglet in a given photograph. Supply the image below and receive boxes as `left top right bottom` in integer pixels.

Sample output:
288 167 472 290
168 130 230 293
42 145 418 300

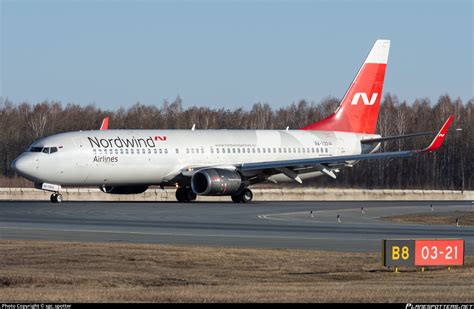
100 117 109 130
419 115 453 152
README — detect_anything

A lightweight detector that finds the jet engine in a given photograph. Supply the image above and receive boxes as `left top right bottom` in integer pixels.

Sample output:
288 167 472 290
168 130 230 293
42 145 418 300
191 168 244 195
100 185 149 194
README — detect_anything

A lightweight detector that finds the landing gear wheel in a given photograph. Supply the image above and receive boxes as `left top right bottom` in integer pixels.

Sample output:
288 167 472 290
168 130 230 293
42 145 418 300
240 188 253 203
50 193 63 203
175 187 186 202
175 187 196 202
231 188 253 203
55 193 63 203
185 189 197 202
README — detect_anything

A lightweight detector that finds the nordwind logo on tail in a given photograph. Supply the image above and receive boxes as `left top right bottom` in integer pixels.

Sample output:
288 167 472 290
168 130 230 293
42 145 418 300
351 93 378 106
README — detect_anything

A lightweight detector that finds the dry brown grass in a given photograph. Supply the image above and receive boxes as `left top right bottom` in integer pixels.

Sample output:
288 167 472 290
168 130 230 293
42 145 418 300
0 177 34 188
0 240 473 303
383 210 474 226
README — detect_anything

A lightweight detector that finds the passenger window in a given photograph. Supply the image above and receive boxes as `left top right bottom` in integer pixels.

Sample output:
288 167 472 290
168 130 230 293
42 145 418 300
325 148 328 153
159 149 163 154
125 149 129 154
176 148 179 154
216 148 220 154
116 149 119 154
262 148 266 153
222 148 225 154
237 148 241 154
131 149 134 154
165 149 168 154
232 148 236 154
186 148 189 154
252 148 256 153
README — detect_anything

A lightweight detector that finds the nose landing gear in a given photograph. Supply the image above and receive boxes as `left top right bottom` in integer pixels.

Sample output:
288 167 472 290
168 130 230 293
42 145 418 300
50 192 63 203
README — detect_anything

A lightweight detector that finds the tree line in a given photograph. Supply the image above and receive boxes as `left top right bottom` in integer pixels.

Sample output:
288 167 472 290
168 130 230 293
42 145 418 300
0 94 472 190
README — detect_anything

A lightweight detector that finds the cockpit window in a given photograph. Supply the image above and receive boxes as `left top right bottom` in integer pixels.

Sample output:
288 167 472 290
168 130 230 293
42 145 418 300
30 147 59 154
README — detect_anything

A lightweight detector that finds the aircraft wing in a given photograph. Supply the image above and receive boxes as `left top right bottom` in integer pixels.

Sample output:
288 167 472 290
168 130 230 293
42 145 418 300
238 116 453 173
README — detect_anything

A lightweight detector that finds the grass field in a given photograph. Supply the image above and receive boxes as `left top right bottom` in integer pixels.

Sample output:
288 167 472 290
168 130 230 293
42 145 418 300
383 210 474 226
0 240 473 303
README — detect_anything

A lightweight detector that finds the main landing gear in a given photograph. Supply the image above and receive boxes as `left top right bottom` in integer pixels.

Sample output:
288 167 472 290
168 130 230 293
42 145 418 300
50 192 63 203
175 187 197 203
231 188 253 203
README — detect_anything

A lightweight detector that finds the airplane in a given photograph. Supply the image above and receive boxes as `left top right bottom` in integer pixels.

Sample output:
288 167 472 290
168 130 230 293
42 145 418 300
11 39 454 203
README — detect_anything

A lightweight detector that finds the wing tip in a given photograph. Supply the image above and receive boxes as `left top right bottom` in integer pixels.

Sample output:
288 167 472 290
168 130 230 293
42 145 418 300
422 115 453 152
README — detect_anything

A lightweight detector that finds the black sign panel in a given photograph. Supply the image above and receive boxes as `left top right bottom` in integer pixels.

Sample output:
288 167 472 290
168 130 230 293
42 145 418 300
382 239 415 267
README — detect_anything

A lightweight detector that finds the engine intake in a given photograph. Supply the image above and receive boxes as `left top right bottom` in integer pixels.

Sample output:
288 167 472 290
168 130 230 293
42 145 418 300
191 168 243 195
100 185 148 195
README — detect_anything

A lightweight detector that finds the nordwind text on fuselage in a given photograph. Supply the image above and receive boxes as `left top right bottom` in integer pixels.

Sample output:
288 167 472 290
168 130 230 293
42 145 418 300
88 136 158 149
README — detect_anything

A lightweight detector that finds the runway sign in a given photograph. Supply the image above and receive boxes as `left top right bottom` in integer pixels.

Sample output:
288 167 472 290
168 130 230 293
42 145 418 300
382 239 415 267
382 239 464 267
414 239 464 266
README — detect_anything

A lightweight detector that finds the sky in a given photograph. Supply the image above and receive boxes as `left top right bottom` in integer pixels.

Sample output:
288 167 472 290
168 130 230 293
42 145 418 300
1 0 473 110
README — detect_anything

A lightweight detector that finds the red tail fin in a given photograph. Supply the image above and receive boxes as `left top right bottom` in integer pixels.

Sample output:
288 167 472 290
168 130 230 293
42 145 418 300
100 117 109 130
302 39 390 134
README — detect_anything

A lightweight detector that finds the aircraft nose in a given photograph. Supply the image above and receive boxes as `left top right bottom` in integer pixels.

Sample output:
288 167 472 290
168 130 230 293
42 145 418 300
11 154 34 177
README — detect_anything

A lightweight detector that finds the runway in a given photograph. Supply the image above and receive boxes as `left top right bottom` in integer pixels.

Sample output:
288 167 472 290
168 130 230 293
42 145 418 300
0 200 473 253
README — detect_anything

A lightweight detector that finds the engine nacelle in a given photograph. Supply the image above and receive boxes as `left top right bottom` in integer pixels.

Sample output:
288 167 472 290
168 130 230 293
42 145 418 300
191 168 244 196
100 185 149 195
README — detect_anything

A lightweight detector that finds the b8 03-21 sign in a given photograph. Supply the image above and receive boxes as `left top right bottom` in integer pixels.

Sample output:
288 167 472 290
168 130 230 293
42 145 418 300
382 239 464 267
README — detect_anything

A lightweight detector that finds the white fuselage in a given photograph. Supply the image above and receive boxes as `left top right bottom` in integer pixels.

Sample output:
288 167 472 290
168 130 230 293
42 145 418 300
13 129 379 186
